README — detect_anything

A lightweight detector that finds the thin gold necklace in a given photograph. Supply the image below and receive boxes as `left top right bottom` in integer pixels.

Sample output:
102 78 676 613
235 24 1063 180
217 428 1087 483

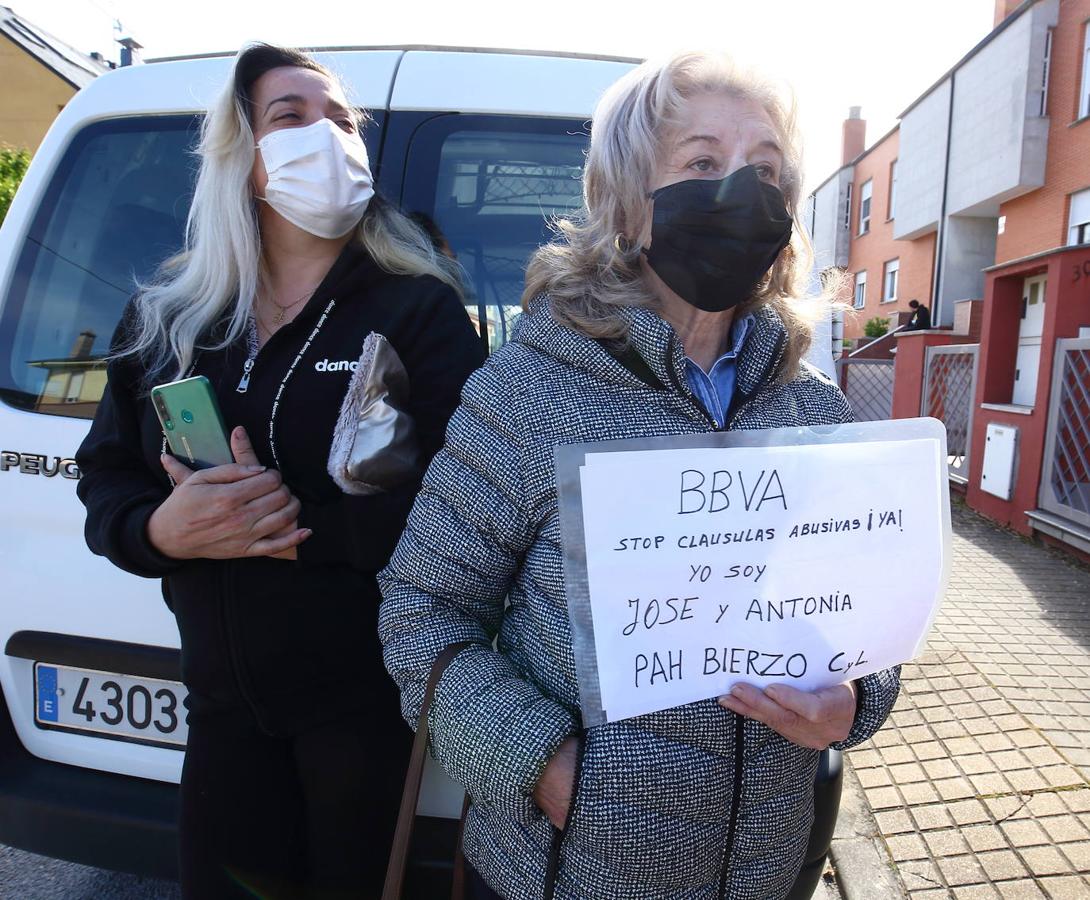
262 285 319 326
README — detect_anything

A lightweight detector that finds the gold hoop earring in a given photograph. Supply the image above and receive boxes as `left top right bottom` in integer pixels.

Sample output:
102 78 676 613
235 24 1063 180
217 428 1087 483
613 233 632 255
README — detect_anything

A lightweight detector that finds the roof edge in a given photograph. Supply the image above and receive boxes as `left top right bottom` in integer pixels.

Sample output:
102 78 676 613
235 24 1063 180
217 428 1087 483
809 163 851 198
148 44 645 66
897 0 1040 119
0 6 109 84
0 29 81 90
983 240 1090 272
844 122 901 169
809 1 1039 198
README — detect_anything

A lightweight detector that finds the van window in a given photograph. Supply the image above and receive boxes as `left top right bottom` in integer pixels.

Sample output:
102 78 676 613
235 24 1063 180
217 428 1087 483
398 116 589 352
0 113 385 420
0 116 199 419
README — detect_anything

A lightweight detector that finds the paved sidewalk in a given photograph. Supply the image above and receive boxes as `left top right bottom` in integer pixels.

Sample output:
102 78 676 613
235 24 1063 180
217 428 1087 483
845 499 1090 898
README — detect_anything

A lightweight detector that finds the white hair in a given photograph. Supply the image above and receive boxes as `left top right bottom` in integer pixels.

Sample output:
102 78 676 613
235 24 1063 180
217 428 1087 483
122 44 463 384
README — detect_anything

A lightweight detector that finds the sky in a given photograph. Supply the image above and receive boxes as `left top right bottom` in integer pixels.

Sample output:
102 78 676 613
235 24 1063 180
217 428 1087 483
20 0 998 194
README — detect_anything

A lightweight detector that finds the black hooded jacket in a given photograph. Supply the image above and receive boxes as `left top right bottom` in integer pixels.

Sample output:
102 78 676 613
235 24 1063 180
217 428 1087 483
75 241 485 735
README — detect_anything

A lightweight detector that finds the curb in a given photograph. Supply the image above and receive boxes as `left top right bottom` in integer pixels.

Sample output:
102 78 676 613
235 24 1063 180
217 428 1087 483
827 760 908 900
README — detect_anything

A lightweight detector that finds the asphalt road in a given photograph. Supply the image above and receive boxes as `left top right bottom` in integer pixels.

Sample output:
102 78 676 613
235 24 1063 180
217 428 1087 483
0 845 179 900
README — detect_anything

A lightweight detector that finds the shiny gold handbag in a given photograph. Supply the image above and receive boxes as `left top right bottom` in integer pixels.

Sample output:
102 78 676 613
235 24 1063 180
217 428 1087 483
328 332 420 495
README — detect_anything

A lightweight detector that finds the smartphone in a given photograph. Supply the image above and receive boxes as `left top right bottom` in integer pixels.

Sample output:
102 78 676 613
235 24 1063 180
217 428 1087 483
151 376 233 469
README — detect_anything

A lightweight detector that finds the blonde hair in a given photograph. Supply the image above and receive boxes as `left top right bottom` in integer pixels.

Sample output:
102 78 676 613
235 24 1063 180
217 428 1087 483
523 50 820 379
123 44 463 384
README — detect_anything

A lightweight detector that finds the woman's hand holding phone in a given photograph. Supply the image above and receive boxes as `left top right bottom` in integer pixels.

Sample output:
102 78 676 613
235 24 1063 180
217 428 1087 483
147 427 311 561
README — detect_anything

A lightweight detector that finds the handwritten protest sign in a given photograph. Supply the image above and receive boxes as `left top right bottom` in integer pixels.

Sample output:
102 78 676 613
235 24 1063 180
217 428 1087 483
556 418 951 726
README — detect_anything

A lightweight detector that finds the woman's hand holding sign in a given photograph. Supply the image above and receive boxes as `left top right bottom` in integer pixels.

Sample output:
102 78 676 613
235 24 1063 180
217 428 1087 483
718 681 857 750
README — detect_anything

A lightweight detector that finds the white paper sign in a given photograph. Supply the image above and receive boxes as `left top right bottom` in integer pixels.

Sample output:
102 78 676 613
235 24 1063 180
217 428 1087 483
556 419 951 726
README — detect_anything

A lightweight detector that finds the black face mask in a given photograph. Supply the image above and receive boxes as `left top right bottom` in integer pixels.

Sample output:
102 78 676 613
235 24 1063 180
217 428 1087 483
642 165 793 313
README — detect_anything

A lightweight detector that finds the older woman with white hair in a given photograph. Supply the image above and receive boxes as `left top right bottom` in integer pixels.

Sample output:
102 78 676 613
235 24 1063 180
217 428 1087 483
75 43 484 899
379 51 900 900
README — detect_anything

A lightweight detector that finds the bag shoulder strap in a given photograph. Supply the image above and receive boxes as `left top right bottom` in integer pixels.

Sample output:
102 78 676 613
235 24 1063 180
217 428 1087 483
598 339 667 392
382 641 474 900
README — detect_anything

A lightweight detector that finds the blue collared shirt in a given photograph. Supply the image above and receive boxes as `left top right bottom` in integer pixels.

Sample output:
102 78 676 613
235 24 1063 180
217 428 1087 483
683 314 754 428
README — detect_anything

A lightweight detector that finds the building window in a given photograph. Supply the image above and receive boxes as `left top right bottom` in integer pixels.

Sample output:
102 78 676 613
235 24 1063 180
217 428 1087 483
1040 28 1052 116
882 259 899 302
843 183 852 230
858 180 872 235
853 270 867 309
1070 188 1090 245
64 373 85 403
1082 23 1090 120
887 161 898 220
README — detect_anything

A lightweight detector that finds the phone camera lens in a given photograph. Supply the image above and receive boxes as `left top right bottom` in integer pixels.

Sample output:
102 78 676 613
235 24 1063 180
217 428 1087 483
181 409 194 424
164 420 175 431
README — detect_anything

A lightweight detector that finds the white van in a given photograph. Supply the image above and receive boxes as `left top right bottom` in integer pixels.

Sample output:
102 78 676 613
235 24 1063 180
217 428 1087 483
0 47 839 898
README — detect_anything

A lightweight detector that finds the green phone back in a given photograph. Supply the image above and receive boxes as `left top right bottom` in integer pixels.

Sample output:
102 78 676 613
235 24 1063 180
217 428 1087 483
150 376 233 469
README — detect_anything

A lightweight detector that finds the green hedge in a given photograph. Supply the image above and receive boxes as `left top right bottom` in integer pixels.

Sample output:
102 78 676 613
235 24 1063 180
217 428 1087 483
863 316 890 338
0 146 31 226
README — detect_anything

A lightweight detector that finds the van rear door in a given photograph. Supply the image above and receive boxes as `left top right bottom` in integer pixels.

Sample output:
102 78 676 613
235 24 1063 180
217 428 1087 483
0 115 200 783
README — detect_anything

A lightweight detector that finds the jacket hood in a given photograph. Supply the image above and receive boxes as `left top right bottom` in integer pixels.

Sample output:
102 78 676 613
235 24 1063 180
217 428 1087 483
512 295 790 400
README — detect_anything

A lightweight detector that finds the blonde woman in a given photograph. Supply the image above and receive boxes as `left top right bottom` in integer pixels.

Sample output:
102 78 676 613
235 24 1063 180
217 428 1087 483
379 52 900 900
76 44 483 898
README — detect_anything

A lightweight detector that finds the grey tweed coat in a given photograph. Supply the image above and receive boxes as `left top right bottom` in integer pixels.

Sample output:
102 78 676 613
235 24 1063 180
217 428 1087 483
378 298 901 900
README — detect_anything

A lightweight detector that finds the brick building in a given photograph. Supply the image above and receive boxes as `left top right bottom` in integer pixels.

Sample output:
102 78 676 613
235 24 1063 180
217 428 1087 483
809 0 1090 559
838 123 938 342
994 0 1090 264
811 0 1059 335
967 0 1090 552
807 114 938 347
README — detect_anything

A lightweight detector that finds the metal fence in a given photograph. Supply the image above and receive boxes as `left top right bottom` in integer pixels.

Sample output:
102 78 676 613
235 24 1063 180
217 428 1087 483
837 358 895 422
1039 337 1090 530
921 344 979 482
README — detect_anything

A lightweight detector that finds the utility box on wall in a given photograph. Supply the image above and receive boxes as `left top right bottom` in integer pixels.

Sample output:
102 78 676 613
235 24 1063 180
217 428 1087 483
981 423 1019 500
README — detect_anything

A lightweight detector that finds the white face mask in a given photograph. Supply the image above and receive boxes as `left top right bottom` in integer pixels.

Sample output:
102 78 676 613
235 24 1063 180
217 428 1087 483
256 118 375 239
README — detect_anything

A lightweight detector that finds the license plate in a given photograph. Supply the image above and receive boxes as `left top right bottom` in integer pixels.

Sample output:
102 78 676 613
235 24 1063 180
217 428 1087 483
34 662 188 749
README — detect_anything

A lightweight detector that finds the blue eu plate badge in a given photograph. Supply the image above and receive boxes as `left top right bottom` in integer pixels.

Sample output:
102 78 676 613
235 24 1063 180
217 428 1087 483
36 665 59 723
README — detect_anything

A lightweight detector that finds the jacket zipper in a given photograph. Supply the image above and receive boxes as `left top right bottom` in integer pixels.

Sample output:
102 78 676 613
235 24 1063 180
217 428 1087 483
235 355 255 393
220 307 336 734
236 294 333 395
219 559 272 734
665 336 720 430
663 330 784 896
717 717 746 898
664 331 788 433
581 329 791 895
235 318 261 393
715 331 786 895
723 331 788 430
